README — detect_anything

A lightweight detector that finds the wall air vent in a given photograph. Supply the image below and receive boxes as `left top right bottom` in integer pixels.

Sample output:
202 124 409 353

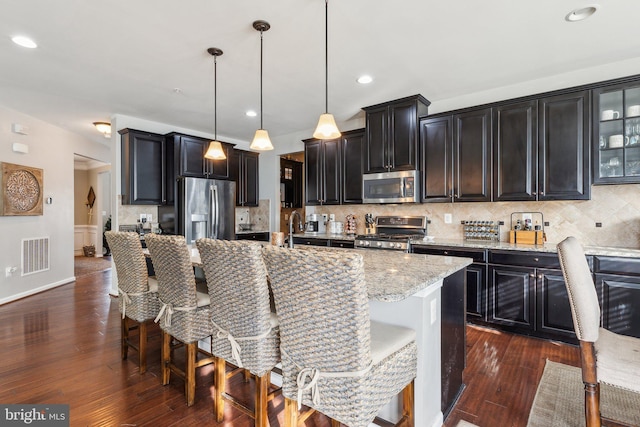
22 237 50 276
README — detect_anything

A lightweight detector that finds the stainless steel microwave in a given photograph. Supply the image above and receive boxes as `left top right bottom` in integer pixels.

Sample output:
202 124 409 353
362 170 420 204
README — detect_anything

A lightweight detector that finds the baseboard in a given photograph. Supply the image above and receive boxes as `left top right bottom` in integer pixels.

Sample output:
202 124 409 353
0 277 75 305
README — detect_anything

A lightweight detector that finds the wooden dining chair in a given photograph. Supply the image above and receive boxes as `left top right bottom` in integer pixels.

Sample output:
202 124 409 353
144 233 215 406
557 237 640 427
105 231 160 374
263 245 417 427
196 238 280 426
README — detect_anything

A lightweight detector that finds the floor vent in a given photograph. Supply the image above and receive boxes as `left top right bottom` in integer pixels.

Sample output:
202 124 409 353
22 237 50 276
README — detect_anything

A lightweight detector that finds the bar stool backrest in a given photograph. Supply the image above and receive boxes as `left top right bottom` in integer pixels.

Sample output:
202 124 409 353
105 231 149 293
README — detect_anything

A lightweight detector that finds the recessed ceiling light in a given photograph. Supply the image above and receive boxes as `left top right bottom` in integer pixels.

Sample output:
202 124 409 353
246 110 257 117
11 35 37 48
565 5 599 22
357 75 373 84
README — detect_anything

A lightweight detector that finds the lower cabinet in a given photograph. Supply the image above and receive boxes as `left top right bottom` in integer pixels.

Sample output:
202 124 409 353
235 232 269 242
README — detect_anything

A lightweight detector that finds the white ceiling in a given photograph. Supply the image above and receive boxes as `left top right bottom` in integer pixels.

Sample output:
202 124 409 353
3 1 640 146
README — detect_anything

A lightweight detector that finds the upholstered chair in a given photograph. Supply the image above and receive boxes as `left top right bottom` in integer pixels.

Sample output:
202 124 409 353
557 236 640 427
144 233 215 406
195 238 280 427
263 245 417 427
105 231 160 374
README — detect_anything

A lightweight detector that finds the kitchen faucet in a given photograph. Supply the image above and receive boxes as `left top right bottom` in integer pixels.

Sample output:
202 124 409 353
288 210 305 248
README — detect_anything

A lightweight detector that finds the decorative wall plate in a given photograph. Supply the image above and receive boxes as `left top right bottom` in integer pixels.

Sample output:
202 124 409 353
1 162 44 216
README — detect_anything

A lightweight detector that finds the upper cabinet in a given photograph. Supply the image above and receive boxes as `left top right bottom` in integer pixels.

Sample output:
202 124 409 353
493 90 590 201
341 129 365 204
304 137 341 206
120 128 166 205
165 132 232 180
363 95 430 173
593 80 640 184
229 149 259 207
421 108 492 202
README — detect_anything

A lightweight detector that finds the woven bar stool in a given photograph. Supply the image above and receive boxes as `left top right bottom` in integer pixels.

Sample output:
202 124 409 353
144 233 215 406
105 231 160 374
263 246 417 427
196 238 281 426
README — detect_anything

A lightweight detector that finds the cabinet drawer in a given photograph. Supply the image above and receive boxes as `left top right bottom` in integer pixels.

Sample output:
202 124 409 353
594 256 640 276
412 245 486 262
329 239 354 249
292 237 329 247
489 250 560 269
235 232 269 242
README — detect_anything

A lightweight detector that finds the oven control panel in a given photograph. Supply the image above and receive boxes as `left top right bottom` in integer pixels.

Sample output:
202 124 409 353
355 239 408 251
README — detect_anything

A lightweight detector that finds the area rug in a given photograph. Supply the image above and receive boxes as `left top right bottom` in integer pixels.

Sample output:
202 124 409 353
527 359 640 427
74 255 112 277
456 421 480 427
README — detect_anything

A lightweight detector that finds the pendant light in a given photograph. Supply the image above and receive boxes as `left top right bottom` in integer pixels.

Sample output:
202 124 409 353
204 47 227 160
313 0 341 140
250 20 274 151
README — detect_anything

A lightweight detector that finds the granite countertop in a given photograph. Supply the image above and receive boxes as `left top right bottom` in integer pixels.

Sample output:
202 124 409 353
292 232 357 241
235 229 269 234
295 245 471 302
409 237 640 258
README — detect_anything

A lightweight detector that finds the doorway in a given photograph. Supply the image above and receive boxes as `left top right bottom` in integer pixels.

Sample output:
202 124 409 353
279 151 304 234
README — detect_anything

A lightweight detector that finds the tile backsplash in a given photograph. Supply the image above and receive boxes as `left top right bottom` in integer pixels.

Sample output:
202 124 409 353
307 184 640 248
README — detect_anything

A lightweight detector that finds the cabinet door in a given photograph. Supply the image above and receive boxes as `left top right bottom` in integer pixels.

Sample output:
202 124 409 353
454 108 492 202
493 101 538 201
206 143 231 179
536 268 576 340
341 130 364 204
595 273 640 338
304 140 322 205
389 100 419 171
228 149 241 205
242 151 259 207
322 139 341 205
364 106 388 173
466 263 487 321
120 130 165 205
420 116 453 202
538 90 590 200
488 265 534 330
179 136 207 177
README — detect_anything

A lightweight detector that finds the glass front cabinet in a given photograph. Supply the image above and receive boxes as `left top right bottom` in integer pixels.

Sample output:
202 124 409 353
593 81 640 183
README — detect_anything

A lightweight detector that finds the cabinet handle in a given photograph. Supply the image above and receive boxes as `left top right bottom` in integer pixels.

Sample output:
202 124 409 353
538 274 543 279
534 257 539 262
443 251 449 255
529 273 535 278
539 191 545 196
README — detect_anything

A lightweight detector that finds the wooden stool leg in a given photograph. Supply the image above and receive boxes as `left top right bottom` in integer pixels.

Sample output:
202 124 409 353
330 419 341 427
121 317 128 360
284 397 298 427
255 372 269 427
161 331 171 385
138 321 147 374
186 342 196 406
585 382 601 427
401 380 415 427
214 357 226 422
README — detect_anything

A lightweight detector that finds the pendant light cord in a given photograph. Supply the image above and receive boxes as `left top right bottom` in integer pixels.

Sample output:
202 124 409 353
214 54 218 140
260 28 264 130
324 0 329 114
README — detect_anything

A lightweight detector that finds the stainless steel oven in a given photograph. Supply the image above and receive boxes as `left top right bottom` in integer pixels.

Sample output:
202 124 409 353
354 215 427 251
362 170 420 204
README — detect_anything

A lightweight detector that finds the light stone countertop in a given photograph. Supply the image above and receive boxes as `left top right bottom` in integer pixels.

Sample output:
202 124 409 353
292 232 357 240
294 246 472 303
409 238 640 258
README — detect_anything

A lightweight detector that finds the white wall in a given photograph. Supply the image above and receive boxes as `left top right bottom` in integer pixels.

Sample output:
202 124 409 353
0 105 110 304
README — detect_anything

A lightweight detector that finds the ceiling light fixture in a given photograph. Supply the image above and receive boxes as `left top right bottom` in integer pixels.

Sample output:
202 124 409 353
250 20 274 151
246 110 257 117
565 5 599 22
313 0 341 140
11 35 37 49
93 122 111 138
357 75 373 84
204 47 227 160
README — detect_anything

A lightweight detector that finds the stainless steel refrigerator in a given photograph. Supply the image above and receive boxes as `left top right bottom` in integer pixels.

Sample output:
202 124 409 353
158 177 236 244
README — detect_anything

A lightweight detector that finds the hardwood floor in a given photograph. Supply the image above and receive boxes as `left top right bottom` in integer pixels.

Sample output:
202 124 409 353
0 267 580 427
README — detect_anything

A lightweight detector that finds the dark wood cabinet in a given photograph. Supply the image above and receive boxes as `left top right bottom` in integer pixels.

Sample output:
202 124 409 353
280 158 303 208
229 149 259 207
363 95 430 173
488 264 535 330
420 109 491 202
341 129 365 204
235 232 269 242
304 138 341 206
593 255 640 338
493 91 590 201
119 128 166 205
165 132 232 180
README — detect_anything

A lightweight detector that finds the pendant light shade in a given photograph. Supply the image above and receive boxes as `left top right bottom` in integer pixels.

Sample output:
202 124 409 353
250 20 274 151
313 0 341 140
205 47 227 160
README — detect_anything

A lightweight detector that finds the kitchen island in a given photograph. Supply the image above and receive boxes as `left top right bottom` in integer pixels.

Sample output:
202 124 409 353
146 244 471 427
